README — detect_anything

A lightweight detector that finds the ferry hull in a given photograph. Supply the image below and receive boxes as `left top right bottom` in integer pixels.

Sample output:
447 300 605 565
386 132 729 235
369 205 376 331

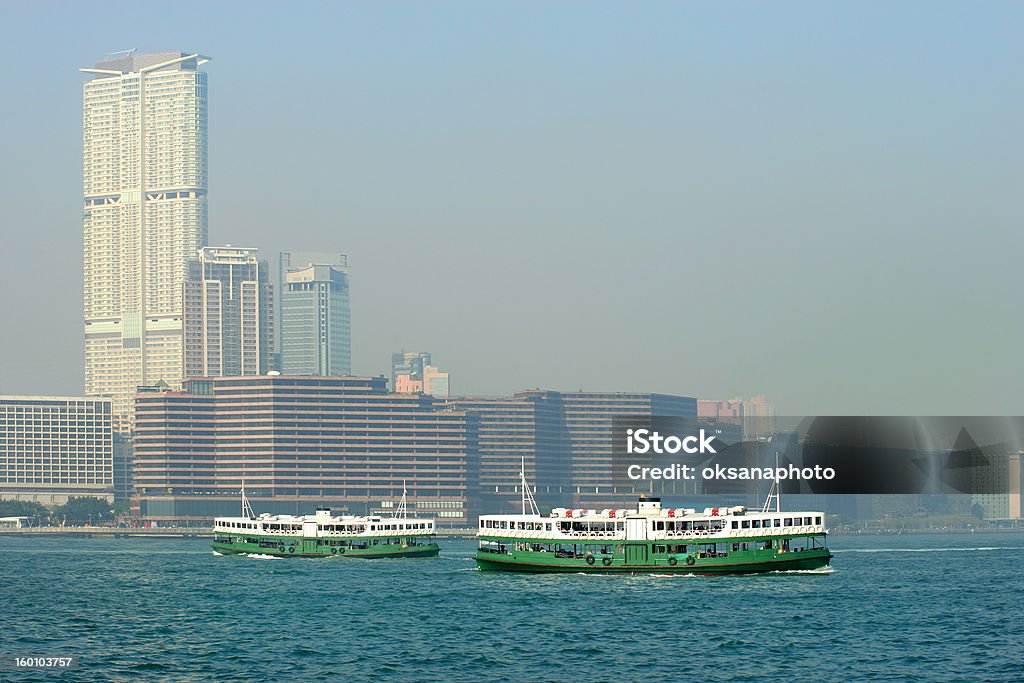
475 548 832 574
213 539 440 559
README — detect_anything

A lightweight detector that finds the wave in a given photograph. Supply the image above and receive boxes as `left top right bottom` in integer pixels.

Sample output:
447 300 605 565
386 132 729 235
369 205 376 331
242 553 284 560
769 566 836 574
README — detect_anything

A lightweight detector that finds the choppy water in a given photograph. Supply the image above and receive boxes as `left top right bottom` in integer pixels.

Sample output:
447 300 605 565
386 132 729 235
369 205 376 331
1 532 1023 682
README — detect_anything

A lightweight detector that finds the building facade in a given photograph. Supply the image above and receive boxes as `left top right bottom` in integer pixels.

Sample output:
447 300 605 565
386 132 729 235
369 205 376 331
514 390 698 509
0 396 114 504
447 392 569 514
183 246 273 379
280 262 351 376
82 51 210 430
132 376 472 522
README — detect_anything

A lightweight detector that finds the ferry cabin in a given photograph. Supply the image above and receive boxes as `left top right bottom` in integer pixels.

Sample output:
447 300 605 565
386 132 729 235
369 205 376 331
213 508 437 557
476 498 831 573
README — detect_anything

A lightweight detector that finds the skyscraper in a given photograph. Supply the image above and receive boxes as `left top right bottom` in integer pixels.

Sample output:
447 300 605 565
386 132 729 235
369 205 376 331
391 351 431 389
183 246 274 379
280 262 351 376
81 51 210 430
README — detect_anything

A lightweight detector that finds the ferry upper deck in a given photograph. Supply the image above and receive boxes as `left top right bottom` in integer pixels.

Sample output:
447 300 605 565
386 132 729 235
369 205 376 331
214 507 435 538
478 498 825 542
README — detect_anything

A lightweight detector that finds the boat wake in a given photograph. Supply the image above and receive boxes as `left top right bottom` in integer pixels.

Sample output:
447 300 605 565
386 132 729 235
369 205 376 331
211 550 225 556
650 573 699 579
242 553 284 560
770 566 836 575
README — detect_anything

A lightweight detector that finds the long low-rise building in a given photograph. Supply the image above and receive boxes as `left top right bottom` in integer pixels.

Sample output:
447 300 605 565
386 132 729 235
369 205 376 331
0 395 114 504
132 375 474 523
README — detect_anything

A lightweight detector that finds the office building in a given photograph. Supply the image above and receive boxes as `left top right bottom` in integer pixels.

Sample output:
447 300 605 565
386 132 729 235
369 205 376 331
393 351 450 397
743 395 776 440
133 376 472 522
451 390 696 511
447 392 568 514
183 246 273 379
82 51 210 429
280 257 351 376
392 351 430 389
0 396 114 504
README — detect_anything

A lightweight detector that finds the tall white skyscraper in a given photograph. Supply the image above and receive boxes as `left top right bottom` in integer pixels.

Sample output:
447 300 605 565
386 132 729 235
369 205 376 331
81 51 210 430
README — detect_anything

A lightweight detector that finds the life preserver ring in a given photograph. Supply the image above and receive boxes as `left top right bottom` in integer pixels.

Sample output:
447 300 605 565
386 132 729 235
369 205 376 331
288 546 295 553
685 555 696 566
602 557 612 566
331 547 337 555
668 556 678 566
278 544 285 552
338 547 346 554
585 554 595 565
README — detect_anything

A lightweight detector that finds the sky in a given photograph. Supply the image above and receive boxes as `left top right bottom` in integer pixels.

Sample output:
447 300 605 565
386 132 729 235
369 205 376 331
0 2 1021 414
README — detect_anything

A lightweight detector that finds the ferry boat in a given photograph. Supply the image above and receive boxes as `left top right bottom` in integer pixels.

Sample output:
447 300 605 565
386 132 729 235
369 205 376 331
476 467 832 574
213 487 439 559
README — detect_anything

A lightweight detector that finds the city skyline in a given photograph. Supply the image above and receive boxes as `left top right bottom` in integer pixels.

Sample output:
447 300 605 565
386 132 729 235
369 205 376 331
0 3 1021 414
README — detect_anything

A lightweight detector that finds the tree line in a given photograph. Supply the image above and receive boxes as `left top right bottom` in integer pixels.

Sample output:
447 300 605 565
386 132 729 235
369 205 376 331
0 497 122 524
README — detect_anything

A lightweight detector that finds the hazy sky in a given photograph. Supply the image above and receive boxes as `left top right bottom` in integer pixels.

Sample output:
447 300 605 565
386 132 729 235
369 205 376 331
0 2 1021 414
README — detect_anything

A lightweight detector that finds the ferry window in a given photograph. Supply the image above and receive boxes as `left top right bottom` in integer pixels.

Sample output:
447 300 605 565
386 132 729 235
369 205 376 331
784 518 793 526
732 543 740 552
545 523 552 531
655 521 665 530
752 520 761 528
815 516 822 525
741 520 751 529
617 522 624 531
731 521 738 529
774 519 782 528
805 517 813 525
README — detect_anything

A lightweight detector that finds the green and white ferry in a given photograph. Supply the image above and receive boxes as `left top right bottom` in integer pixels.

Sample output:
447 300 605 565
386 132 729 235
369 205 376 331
476 471 831 574
213 488 439 559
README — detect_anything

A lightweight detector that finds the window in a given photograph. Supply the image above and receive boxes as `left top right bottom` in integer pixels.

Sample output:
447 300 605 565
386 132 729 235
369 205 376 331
742 520 750 529
731 521 738 529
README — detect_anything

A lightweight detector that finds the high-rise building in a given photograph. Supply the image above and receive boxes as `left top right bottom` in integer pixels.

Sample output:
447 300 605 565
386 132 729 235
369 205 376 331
742 395 776 440
421 366 451 398
280 256 351 376
183 246 273 379
393 351 451 398
133 376 472 522
391 351 431 389
0 396 114 504
82 51 210 430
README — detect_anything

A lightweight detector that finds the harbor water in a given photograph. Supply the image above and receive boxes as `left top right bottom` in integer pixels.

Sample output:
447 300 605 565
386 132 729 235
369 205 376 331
1 532 1023 682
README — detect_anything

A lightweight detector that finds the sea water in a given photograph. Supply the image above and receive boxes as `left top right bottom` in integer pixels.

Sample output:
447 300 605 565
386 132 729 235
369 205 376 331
1 532 1022 682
